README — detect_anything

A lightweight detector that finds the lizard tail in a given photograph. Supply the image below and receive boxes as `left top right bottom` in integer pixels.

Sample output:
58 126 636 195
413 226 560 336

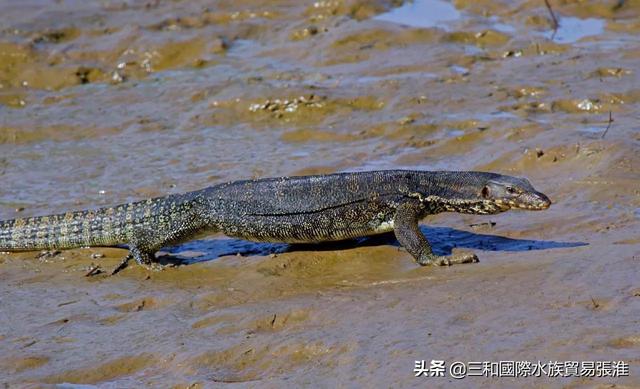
0 205 133 252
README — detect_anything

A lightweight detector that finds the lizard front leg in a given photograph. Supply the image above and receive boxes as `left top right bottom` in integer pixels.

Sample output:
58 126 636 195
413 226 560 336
393 201 479 266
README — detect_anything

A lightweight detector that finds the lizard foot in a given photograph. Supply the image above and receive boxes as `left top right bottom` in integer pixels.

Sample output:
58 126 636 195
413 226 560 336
111 252 166 275
140 262 166 272
416 252 479 266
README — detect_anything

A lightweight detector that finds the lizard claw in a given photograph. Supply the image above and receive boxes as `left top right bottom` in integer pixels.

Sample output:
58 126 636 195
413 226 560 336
434 257 452 266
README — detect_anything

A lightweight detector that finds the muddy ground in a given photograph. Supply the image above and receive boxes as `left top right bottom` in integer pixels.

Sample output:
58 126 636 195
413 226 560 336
1 0 639 387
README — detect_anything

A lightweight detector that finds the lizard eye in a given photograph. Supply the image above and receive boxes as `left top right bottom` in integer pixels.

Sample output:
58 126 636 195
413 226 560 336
506 186 516 194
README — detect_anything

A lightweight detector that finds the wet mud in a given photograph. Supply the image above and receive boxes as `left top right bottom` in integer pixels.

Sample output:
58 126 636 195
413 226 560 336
1 0 639 387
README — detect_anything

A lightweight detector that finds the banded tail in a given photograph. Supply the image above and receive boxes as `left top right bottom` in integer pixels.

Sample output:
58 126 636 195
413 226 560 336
0 202 147 252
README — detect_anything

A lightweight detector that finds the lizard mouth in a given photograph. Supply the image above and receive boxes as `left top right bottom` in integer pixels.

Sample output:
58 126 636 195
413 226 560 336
515 203 549 210
492 200 512 211
494 193 551 211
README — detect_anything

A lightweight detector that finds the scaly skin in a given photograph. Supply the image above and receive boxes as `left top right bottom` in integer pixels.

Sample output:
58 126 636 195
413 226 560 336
0 170 551 270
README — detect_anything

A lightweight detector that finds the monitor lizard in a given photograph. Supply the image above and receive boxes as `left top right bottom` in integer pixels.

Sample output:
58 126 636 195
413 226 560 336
0 170 551 272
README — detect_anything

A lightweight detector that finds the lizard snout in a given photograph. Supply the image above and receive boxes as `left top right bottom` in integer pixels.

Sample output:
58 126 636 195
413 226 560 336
523 191 551 210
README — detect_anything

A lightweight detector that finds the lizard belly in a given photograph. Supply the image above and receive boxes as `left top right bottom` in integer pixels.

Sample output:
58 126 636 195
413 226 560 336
215 198 399 244
219 209 396 243
371 219 395 234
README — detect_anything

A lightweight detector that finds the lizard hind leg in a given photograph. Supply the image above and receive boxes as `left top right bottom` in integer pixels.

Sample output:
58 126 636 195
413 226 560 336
130 245 164 271
111 246 163 275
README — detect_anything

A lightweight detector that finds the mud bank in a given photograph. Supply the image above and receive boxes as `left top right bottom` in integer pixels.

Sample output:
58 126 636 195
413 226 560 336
1 0 639 387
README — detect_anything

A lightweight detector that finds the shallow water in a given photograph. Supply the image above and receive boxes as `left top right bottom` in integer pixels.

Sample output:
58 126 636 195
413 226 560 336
549 16 606 42
374 0 462 30
1 0 640 387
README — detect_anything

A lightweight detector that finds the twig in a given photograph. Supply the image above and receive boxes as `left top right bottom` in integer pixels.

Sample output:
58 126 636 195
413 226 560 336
601 110 613 139
544 0 559 33
85 264 103 277
469 221 496 228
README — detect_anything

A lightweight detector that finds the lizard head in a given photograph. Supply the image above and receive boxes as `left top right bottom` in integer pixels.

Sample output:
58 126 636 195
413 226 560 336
478 176 551 212
414 171 551 215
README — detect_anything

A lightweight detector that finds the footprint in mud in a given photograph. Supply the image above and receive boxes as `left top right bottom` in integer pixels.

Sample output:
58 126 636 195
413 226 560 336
114 297 164 312
161 226 587 264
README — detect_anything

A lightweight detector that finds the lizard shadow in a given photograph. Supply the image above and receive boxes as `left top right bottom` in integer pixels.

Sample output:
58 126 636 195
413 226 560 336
160 226 587 265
